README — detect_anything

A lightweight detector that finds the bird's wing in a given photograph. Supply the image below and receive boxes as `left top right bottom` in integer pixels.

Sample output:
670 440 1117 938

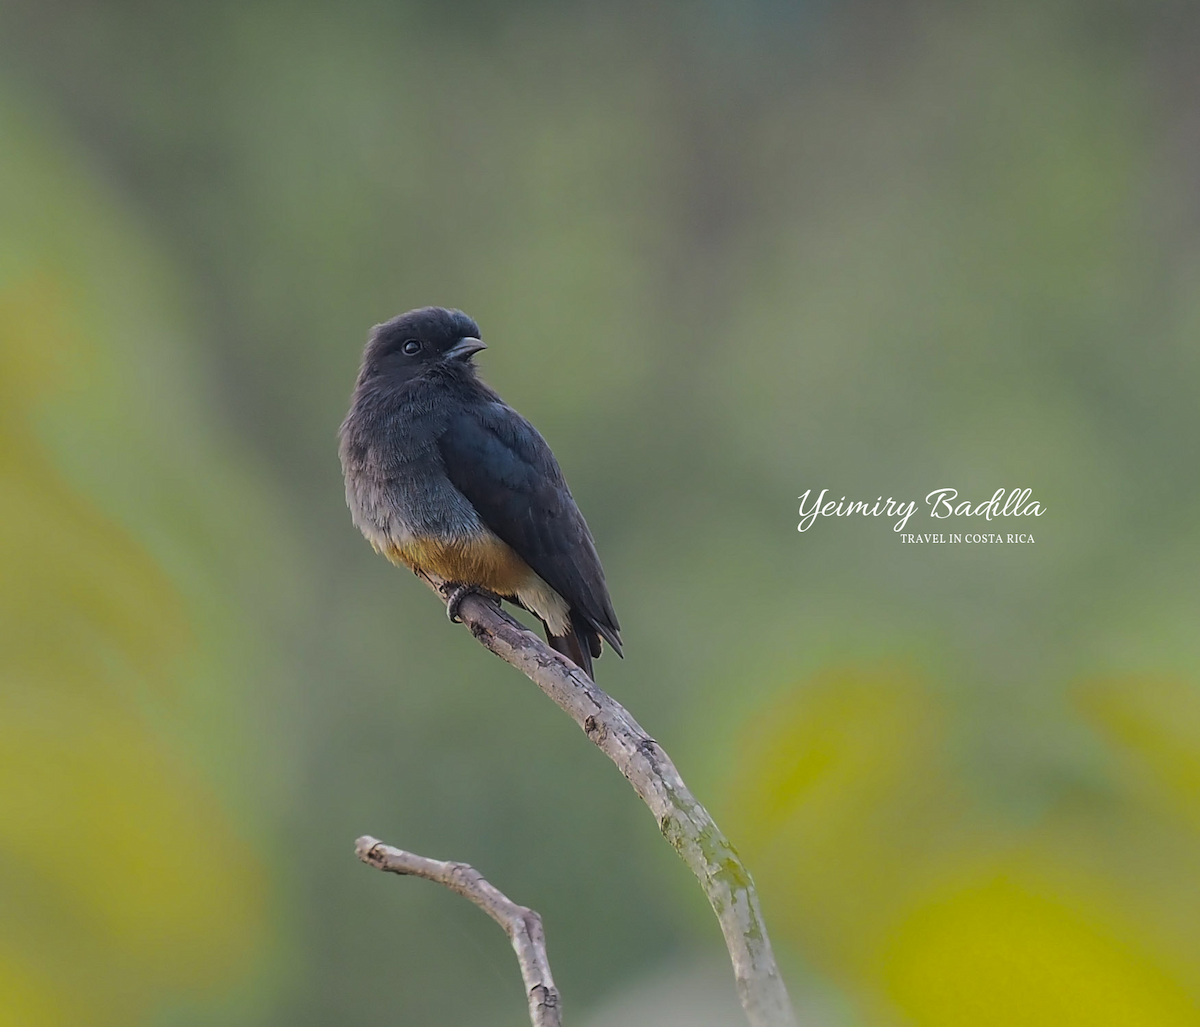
437 401 621 654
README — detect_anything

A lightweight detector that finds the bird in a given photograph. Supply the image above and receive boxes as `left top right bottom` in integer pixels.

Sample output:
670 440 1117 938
338 306 621 679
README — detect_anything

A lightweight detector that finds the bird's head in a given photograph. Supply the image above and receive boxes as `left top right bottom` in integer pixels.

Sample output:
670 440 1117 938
360 307 486 384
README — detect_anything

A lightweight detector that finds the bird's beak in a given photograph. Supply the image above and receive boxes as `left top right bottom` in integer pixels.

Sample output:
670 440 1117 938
445 337 487 361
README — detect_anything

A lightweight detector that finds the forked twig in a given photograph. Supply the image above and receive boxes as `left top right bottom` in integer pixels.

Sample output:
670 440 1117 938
356 835 561 1027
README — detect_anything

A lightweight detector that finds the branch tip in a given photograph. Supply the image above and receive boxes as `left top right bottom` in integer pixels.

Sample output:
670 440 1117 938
357 832 562 1027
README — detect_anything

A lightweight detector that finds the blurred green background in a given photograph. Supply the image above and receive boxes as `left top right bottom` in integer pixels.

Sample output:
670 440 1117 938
3 1 1200 1024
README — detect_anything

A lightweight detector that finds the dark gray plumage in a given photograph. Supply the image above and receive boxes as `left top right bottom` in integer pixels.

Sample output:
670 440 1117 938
339 306 621 678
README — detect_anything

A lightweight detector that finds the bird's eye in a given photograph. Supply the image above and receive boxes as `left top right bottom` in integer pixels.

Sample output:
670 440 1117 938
402 339 422 356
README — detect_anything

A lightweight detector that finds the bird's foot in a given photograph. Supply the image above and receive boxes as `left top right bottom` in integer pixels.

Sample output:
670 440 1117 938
446 585 501 623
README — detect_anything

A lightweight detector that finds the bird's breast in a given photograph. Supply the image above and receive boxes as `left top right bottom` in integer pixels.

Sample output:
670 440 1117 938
382 533 533 596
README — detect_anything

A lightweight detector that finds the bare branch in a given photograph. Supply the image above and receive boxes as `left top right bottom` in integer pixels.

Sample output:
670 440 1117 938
356 835 562 1027
415 572 799 1027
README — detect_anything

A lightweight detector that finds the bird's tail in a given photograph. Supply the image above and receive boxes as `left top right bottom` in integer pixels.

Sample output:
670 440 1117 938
545 611 602 680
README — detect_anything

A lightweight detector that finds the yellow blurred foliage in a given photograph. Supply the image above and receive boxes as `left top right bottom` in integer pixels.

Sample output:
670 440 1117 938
729 667 1200 1025
884 874 1197 1027
0 276 191 686
0 946 78 1027
1 101 268 1023
728 667 966 973
1078 676 1200 826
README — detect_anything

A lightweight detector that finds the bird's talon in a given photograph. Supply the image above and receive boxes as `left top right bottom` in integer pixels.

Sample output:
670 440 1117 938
447 585 499 623
446 585 472 623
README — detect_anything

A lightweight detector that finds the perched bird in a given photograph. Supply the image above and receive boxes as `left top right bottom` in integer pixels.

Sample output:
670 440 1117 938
339 306 621 679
